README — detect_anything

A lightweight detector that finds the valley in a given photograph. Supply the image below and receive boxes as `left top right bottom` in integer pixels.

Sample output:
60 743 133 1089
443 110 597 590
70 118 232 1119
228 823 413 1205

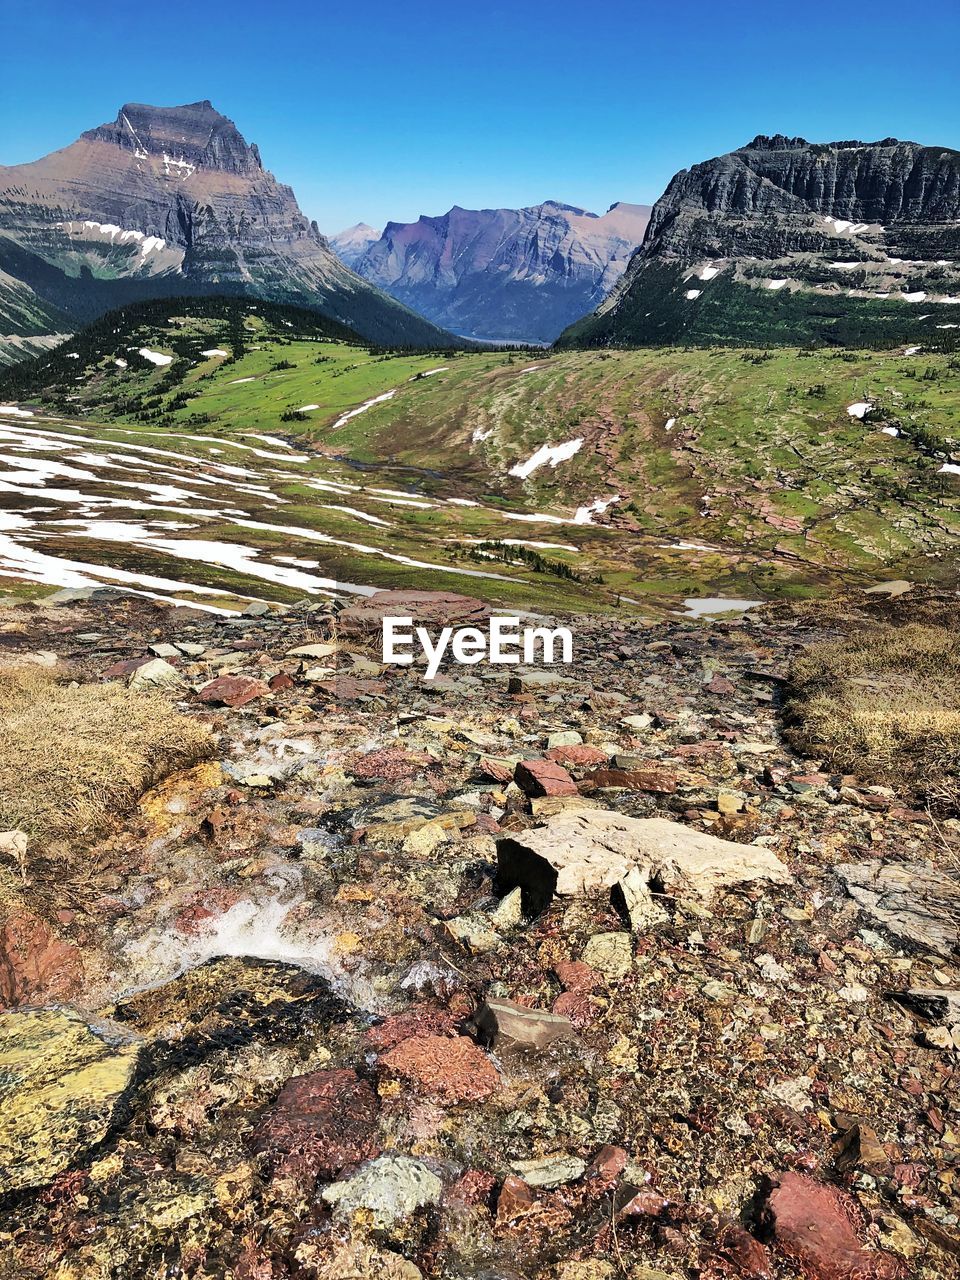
0 299 957 615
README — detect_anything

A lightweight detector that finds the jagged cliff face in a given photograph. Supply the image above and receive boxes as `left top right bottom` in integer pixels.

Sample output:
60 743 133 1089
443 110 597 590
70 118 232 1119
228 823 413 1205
561 136 960 349
338 201 650 343
0 101 455 354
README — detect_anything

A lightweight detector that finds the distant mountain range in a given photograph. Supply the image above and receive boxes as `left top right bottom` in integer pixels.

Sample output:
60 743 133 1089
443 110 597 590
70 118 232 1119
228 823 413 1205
560 134 960 348
331 201 651 343
0 101 456 362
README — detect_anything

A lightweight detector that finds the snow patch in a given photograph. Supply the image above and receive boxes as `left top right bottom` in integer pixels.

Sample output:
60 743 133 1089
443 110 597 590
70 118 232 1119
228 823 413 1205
138 348 173 367
508 437 583 479
573 494 620 525
331 389 397 430
846 402 872 419
685 289 702 300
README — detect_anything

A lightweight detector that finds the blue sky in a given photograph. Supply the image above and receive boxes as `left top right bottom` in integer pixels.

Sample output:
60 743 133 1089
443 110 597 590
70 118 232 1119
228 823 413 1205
2 0 959 235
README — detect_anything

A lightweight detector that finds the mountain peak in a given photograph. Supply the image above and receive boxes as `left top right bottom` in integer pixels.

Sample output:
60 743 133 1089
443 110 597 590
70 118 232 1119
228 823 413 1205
81 100 263 176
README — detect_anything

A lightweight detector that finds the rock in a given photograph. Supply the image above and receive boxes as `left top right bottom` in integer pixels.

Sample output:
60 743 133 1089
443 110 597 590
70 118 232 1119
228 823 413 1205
0 1008 142 1194
890 987 960 1023
838 861 959 957
761 1171 906 1279
514 758 578 798
490 886 523 930
497 1174 536 1221
703 1223 772 1279
0 829 28 879
497 810 789 914
474 997 575 1053
127 657 184 690
584 767 677 793
286 642 339 658
315 1244 424 1280
832 1123 890 1174
717 789 745 814
620 714 653 731
197 674 269 707
614 864 669 931
243 600 272 616
250 1068 380 1182
582 932 632 980
338 591 488 635
547 744 611 766
321 1154 442 1231
149 642 181 658
510 1154 586 1187
380 1034 499 1103
0 912 83 1008
547 730 583 749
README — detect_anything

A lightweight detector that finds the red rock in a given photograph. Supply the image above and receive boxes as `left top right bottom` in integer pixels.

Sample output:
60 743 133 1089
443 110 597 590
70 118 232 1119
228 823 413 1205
705 675 736 695
316 676 386 701
496 1175 536 1221
762 1172 905 1279
351 746 430 782
477 757 515 783
586 1145 628 1184
365 1003 460 1052
0 912 83 1009
447 1169 496 1209
704 1223 773 1279
581 767 677 793
620 1188 669 1218
554 960 602 993
546 745 610 766
197 675 269 708
250 1068 379 1183
514 758 578 798
380 1034 499 1103
551 990 599 1028
268 672 295 692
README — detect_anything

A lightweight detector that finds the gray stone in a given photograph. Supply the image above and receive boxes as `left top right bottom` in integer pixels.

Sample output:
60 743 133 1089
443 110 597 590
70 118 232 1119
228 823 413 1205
497 810 789 915
474 997 575 1053
838 861 959 958
321 1155 442 1230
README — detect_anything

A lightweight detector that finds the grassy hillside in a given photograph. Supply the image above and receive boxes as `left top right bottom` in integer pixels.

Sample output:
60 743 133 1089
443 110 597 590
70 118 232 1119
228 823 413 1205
1 299 957 614
560 263 960 351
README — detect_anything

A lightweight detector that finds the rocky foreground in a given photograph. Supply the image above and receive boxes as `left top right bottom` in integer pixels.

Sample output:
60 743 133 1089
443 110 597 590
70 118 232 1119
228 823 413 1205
0 589 958 1279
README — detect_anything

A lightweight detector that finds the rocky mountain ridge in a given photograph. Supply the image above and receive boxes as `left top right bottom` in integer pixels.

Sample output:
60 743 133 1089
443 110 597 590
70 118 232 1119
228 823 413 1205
337 200 651 343
0 101 456 358
561 136 960 348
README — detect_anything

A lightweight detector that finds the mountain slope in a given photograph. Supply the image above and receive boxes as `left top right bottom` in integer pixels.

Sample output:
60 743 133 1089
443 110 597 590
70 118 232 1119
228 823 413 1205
560 135 960 348
330 223 381 268
0 100 456 357
339 201 650 343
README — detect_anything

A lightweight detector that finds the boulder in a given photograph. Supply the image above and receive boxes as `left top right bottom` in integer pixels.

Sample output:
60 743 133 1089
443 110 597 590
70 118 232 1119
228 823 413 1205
127 657 185 690
760 1171 905 1279
321 1154 442 1231
250 1067 380 1182
197 674 269 707
514 758 578 798
496 810 789 915
380 1034 499 1103
0 1008 142 1194
838 861 959 957
474 997 575 1053
0 911 83 1009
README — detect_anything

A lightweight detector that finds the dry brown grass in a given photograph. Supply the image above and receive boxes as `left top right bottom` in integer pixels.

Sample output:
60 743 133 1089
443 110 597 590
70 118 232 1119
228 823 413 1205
0 667 214 847
786 623 960 809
